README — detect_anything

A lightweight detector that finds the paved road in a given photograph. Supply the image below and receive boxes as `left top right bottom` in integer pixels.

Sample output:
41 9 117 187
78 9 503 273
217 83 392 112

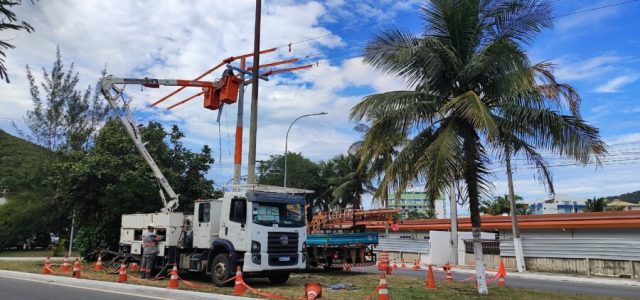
356 266 640 299
0 274 171 300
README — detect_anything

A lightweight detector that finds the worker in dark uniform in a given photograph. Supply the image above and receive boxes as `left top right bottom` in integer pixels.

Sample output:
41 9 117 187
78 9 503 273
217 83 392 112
141 223 162 279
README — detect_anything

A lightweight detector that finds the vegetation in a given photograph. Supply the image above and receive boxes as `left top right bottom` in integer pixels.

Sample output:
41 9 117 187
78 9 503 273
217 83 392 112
606 190 640 204
0 0 36 83
480 195 528 216
49 121 215 256
351 0 606 294
257 152 374 212
584 197 606 212
0 129 60 248
24 47 109 151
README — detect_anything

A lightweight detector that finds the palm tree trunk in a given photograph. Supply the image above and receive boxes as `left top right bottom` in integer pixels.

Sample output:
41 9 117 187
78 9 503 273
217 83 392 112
449 181 458 265
505 150 526 272
463 132 488 295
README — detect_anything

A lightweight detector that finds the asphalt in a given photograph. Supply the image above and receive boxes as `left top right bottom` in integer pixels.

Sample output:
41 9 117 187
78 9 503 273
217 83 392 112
0 270 253 300
355 266 640 299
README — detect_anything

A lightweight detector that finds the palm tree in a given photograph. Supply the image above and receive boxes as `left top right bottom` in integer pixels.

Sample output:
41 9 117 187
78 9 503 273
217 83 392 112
350 123 403 208
328 153 374 210
351 0 606 294
480 194 526 215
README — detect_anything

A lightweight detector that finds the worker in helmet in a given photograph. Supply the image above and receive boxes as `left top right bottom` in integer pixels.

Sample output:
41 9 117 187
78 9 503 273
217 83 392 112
141 223 163 279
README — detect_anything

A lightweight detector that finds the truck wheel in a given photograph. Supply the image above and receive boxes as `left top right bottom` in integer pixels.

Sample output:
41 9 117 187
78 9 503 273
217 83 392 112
211 253 232 287
267 271 290 284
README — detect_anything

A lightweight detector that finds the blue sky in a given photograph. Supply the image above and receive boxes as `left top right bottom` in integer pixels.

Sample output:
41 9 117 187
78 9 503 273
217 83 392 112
1 0 639 208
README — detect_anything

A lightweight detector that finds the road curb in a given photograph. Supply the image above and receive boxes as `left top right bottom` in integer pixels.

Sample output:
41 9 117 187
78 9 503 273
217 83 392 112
450 266 640 287
0 269 254 300
0 257 70 262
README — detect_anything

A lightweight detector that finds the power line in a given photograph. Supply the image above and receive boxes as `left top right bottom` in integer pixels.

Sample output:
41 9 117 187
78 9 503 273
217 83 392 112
554 0 639 18
276 0 640 68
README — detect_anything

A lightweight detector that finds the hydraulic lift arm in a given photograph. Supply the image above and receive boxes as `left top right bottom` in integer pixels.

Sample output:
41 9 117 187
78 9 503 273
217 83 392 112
99 76 225 212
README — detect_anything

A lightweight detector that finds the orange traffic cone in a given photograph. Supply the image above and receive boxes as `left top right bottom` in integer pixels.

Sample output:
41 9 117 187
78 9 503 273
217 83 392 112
412 259 420 271
167 263 179 289
60 256 71 272
117 261 127 283
95 254 104 271
400 257 406 269
392 259 398 270
498 259 506 277
232 266 246 295
444 263 453 283
42 256 52 274
497 259 506 287
72 258 81 278
426 265 436 289
305 282 322 300
129 262 139 272
377 272 390 300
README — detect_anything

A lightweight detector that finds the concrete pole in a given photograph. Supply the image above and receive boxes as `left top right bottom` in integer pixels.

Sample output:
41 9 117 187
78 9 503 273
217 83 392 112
506 153 526 272
68 210 75 257
449 181 458 265
247 0 262 184
232 59 246 189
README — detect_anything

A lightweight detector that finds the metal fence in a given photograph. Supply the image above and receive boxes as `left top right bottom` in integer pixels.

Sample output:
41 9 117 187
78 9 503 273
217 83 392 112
500 238 640 261
376 237 430 254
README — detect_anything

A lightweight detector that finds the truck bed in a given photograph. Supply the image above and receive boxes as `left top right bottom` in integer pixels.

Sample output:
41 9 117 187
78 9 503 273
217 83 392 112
307 232 378 246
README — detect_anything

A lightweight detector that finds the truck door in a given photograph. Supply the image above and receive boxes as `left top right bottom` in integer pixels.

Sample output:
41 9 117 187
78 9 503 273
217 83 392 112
222 197 248 251
193 202 212 248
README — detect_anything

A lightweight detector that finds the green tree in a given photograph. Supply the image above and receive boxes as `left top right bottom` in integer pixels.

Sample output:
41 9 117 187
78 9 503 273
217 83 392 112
480 194 527 216
351 1 606 294
257 152 322 191
49 120 215 255
0 0 35 83
584 197 606 212
326 153 374 210
25 47 109 151
351 123 403 208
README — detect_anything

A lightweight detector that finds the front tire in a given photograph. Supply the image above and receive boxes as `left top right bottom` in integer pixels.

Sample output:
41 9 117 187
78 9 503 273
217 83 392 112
211 253 232 287
267 271 290 284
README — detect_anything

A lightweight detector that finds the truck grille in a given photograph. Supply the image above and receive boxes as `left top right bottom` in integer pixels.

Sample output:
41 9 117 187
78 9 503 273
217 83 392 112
267 232 298 253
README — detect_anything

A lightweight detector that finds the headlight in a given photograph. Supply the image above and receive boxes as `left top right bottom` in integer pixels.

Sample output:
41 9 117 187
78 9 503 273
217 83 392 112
251 240 261 253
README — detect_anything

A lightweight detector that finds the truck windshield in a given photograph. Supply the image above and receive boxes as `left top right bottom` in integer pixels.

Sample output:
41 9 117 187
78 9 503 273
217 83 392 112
252 202 305 227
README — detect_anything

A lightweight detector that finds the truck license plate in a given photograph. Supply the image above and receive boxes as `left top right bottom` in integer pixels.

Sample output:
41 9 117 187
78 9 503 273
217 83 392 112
278 256 290 262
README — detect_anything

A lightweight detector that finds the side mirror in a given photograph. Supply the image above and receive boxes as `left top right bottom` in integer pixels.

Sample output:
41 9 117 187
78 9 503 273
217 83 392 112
241 223 245 229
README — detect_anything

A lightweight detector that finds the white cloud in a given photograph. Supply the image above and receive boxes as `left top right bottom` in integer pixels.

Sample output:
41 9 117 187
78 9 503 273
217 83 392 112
553 54 623 81
606 132 640 146
594 75 639 93
555 1 621 31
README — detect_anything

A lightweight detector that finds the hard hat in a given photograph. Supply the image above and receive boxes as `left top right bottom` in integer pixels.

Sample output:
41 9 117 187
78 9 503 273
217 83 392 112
148 223 155 228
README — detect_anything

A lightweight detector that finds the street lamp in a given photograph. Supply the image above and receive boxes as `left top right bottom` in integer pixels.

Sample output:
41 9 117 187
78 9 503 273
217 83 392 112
284 112 327 187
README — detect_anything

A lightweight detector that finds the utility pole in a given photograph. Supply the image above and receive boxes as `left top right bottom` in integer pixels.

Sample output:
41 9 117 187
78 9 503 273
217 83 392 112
449 181 458 265
247 0 262 184
506 151 526 272
232 58 247 188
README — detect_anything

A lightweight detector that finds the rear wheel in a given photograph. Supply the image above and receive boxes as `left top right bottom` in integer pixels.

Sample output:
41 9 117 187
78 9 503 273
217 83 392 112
211 253 232 287
267 271 290 284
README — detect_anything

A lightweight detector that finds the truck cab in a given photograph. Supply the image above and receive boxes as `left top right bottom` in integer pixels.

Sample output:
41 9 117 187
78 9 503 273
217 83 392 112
193 190 307 285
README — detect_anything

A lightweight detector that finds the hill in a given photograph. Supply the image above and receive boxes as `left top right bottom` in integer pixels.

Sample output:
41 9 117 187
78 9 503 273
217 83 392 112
606 190 640 204
0 129 54 194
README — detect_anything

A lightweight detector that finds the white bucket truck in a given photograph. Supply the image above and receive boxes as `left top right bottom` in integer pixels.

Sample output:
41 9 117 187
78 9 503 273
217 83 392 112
101 76 308 285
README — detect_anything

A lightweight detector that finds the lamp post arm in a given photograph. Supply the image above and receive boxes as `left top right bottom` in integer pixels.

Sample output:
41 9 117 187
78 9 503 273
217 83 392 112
283 113 327 187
